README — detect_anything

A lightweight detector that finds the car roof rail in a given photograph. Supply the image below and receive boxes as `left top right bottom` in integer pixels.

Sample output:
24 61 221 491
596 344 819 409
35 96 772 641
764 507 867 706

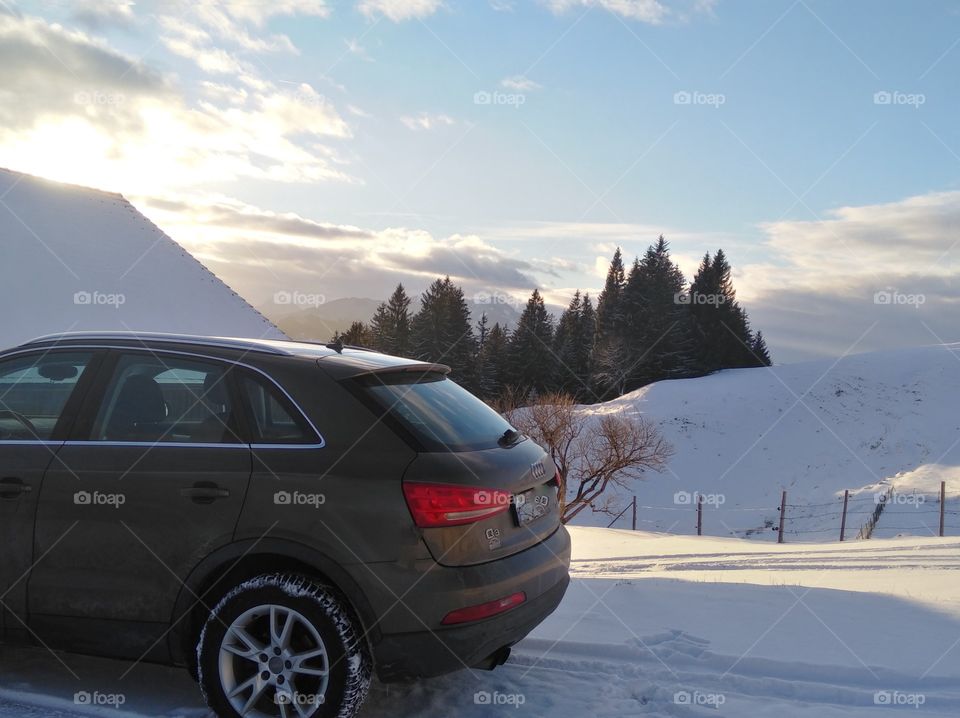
21 331 292 356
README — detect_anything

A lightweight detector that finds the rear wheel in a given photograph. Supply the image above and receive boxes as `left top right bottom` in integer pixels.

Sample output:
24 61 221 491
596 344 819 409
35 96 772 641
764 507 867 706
197 574 372 718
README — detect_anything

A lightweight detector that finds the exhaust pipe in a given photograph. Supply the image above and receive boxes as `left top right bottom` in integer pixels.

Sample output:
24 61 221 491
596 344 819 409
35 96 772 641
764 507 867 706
474 645 512 671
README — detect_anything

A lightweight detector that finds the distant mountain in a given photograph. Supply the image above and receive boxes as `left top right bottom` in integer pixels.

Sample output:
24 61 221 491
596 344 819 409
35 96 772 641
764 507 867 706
263 297 380 342
262 295 523 343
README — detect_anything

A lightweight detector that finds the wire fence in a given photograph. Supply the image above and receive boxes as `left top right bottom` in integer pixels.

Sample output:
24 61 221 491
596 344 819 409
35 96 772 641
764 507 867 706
607 481 958 542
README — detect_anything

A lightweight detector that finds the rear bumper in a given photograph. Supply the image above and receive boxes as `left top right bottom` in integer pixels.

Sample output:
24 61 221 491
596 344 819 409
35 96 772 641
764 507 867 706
366 524 571 682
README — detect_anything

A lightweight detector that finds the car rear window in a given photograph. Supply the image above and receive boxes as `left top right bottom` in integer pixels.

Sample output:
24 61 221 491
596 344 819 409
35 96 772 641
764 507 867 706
360 373 516 452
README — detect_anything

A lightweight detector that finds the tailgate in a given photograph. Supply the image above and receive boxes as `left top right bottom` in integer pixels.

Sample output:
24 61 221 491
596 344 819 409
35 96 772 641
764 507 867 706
404 440 561 567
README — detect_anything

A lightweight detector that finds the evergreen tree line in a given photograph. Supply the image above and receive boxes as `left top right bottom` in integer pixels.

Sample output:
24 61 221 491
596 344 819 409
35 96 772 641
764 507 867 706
332 236 771 403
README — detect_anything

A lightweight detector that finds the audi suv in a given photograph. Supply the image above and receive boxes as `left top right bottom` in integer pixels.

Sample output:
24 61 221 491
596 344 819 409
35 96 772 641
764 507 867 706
0 331 571 718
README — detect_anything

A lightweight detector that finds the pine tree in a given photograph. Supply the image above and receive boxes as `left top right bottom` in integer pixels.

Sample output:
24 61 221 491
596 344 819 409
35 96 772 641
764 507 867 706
480 322 509 399
410 277 477 388
370 283 412 356
751 331 772 366
553 290 597 398
595 247 626 342
475 312 491 395
334 321 374 347
369 303 391 352
593 248 628 398
506 289 556 396
621 236 697 389
688 249 755 373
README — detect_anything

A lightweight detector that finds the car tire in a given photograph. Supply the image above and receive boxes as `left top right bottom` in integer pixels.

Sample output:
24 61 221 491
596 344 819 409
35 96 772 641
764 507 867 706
197 574 372 718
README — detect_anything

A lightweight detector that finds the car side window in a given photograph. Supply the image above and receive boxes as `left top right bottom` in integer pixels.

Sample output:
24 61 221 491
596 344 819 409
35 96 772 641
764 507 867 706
91 354 242 444
0 352 93 441
239 374 317 445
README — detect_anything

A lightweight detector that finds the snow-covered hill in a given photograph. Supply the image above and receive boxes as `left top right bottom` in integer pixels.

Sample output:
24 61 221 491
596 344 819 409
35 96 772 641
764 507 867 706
571 344 960 541
0 168 283 347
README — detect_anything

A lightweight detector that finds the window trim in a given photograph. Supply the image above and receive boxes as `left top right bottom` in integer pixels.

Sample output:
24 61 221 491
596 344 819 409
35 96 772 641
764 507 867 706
0 348 104 443
236 368 318 447
0 345 325 449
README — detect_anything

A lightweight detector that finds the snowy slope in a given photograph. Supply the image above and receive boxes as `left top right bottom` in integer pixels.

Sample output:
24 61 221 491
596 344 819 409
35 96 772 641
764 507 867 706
4 527 960 717
570 344 960 542
0 168 283 347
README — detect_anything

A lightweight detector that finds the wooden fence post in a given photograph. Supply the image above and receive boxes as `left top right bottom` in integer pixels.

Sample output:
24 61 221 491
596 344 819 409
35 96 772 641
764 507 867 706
940 481 946 537
697 494 703 536
840 489 849 541
778 490 787 543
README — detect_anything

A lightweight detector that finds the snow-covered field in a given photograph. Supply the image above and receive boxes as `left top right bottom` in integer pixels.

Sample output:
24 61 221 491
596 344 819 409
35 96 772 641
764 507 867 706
4 526 960 717
572 344 960 542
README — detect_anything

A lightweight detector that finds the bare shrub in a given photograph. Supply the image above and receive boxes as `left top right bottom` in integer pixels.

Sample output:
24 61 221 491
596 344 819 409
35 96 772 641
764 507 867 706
504 392 672 523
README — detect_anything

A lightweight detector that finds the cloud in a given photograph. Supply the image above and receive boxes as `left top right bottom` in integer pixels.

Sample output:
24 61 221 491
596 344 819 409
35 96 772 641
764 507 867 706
358 0 444 21
157 2 332 62
546 0 668 23
0 13 354 194
0 13 171 131
345 37 373 61
381 235 539 288
138 195 374 241
218 1 332 25
347 104 373 118
545 0 717 23
138 194 545 307
746 190 960 298
70 0 136 31
501 75 541 91
400 112 455 131
741 190 960 362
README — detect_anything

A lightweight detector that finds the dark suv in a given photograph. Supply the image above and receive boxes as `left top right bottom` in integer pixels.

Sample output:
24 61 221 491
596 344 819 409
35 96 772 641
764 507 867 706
0 332 570 717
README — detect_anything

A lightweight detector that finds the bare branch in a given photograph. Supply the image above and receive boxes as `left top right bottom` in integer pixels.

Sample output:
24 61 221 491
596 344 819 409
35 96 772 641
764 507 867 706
504 392 672 523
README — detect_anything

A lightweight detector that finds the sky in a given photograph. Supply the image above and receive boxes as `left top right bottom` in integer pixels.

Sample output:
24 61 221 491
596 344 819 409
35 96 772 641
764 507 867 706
1 0 959 362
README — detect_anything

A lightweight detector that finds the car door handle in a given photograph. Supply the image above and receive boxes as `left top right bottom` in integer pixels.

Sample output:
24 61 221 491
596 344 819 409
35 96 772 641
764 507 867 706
180 483 230 504
0 478 32 500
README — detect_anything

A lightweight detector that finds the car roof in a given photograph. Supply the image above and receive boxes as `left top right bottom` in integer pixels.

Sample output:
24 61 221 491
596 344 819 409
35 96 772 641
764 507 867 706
17 331 451 378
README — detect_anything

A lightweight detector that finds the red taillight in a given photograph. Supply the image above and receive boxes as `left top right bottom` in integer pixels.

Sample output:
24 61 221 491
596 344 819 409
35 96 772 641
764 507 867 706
441 592 526 625
403 482 512 528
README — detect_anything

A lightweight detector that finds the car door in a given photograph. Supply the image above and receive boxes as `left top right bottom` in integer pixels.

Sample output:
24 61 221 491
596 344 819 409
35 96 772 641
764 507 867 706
29 349 252 660
0 349 98 641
